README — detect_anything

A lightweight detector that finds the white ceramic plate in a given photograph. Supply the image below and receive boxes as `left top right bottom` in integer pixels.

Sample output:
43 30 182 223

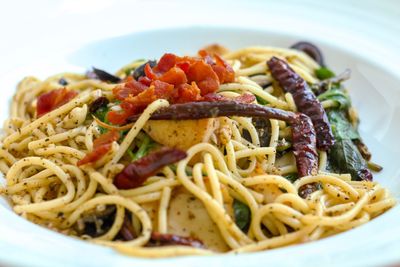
0 26 400 267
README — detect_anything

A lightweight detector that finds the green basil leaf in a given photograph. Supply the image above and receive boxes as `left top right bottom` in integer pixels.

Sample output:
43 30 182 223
233 199 251 232
318 89 351 110
315 67 335 80
327 110 359 140
256 95 269 105
129 135 154 161
329 139 368 180
284 173 299 183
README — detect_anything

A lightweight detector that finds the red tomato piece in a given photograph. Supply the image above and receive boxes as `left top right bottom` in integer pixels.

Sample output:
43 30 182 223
186 61 220 95
107 110 130 125
37 88 78 117
198 49 215 65
174 82 202 103
214 54 235 83
159 67 187 86
176 61 191 73
156 53 177 72
153 80 175 99
138 76 152 86
110 52 236 121
144 63 158 80
113 78 148 101
77 130 120 166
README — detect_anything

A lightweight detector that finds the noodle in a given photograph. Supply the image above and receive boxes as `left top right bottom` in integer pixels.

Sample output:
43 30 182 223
0 44 395 258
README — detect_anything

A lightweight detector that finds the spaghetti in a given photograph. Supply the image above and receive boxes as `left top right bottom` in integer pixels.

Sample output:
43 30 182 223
0 43 395 257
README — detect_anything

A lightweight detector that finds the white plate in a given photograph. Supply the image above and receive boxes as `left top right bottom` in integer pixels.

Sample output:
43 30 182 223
1 26 400 267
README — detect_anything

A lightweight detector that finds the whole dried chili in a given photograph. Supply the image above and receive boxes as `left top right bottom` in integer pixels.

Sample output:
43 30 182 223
128 101 318 177
267 56 334 151
148 232 205 248
291 113 318 176
119 215 136 241
113 147 187 189
290 41 325 67
89 96 109 114
89 67 122 83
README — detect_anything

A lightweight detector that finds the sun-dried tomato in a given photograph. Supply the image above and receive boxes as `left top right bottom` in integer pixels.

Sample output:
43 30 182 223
77 130 120 166
37 88 78 117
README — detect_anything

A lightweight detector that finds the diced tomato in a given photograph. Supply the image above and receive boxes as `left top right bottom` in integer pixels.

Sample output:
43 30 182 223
186 61 220 95
109 52 236 124
176 61 191 73
214 54 235 83
153 80 175 99
175 82 202 103
159 67 187 86
156 53 177 72
198 49 215 65
144 63 158 80
107 110 131 125
37 88 78 117
77 130 120 166
113 77 148 101
211 65 227 84
125 87 155 106
138 76 152 86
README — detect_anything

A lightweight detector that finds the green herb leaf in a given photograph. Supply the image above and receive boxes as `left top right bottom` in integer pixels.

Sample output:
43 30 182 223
329 139 368 180
315 67 335 80
327 110 359 140
129 135 153 161
326 109 369 180
256 95 269 105
284 173 299 183
277 140 292 152
233 199 251 232
318 89 351 110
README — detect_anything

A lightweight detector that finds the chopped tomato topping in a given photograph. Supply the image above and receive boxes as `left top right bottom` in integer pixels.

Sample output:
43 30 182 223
175 82 202 103
77 130 120 166
107 110 132 125
159 67 187 86
214 54 235 83
113 77 148 101
186 61 220 95
176 61 191 73
144 63 158 80
37 88 78 117
108 51 236 124
156 53 177 72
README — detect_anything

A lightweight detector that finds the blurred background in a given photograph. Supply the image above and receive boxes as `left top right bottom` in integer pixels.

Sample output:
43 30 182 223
0 0 399 74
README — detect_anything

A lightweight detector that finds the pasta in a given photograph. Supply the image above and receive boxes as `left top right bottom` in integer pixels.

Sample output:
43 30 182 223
0 42 395 257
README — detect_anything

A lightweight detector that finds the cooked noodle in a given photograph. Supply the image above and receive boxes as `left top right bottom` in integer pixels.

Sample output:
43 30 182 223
0 45 395 257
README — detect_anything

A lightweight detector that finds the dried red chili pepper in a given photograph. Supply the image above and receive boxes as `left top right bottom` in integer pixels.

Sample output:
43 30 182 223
119 215 136 241
127 101 318 177
267 56 334 151
291 113 318 176
149 232 205 248
113 147 187 189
